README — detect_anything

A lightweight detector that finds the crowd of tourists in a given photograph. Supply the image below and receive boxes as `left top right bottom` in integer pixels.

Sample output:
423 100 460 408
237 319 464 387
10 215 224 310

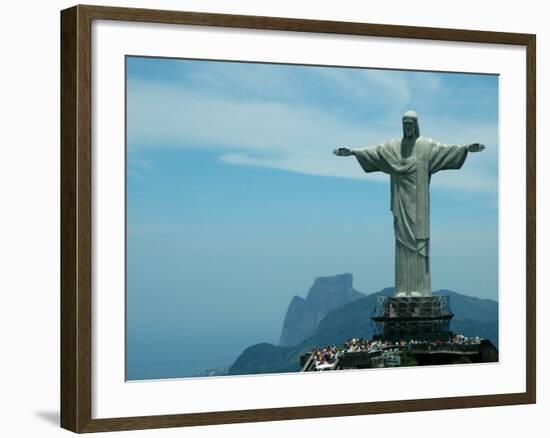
311 334 484 370
312 345 341 370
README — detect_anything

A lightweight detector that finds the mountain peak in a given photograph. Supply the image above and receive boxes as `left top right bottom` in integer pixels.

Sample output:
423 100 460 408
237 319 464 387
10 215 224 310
312 273 353 287
279 273 364 347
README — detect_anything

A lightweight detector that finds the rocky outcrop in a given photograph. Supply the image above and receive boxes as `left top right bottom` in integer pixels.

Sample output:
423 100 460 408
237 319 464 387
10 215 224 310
278 273 364 347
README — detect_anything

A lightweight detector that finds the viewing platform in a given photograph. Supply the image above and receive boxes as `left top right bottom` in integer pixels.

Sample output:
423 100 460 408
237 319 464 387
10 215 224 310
300 337 498 372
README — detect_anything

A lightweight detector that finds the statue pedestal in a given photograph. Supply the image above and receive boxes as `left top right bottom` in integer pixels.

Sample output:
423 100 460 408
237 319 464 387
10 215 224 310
371 296 454 342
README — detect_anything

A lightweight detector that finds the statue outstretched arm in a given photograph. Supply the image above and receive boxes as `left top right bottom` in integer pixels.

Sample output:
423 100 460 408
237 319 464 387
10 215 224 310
428 141 485 174
333 144 393 174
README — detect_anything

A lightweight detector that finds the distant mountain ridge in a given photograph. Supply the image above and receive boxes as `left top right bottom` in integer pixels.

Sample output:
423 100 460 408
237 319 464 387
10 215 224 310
229 274 498 376
278 273 364 347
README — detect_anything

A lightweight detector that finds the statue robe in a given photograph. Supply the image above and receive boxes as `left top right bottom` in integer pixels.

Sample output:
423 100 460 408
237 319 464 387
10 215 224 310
354 136 468 297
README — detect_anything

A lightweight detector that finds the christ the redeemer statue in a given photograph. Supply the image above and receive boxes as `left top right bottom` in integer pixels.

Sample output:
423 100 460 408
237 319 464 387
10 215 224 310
334 111 485 298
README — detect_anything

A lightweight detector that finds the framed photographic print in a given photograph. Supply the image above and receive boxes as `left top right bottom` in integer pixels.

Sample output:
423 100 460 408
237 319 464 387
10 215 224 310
60 4 536 433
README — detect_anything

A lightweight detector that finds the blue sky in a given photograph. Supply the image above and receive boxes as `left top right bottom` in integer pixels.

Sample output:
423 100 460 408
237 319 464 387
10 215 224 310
125 56 499 380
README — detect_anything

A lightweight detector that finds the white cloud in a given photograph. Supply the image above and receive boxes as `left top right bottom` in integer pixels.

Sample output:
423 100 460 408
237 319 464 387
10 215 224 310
127 76 497 193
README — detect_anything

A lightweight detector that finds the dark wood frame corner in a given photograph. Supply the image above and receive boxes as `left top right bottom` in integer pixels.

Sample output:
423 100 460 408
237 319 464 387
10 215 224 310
60 4 536 433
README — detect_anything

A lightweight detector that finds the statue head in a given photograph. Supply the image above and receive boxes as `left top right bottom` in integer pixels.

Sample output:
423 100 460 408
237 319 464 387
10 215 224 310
402 110 420 139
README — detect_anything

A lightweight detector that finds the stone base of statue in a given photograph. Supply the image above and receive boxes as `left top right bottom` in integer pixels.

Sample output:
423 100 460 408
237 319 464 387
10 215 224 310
371 295 454 342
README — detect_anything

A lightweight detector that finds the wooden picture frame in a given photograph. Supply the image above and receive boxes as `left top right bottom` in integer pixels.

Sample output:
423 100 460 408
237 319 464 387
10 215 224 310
61 4 536 433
